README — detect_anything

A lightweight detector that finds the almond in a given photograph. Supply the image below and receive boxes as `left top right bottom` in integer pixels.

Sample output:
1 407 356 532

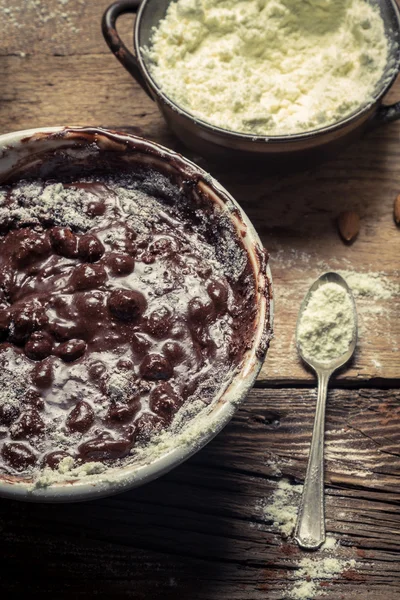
394 194 400 226
337 210 360 244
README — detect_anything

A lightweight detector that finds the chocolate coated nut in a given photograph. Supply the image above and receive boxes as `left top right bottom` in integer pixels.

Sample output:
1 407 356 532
116 358 134 370
12 229 51 266
131 332 151 357
148 236 177 255
43 450 72 470
170 324 186 340
78 234 105 263
207 279 228 313
125 239 137 256
162 341 184 365
49 227 79 258
70 263 107 291
107 399 139 423
47 321 81 343
0 403 20 426
66 400 94 433
188 297 215 323
1 442 37 470
0 265 13 298
107 253 135 276
107 289 147 322
78 435 132 460
195 327 217 353
57 339 87 362
24 331 53 361
10 409 45 439
32 359 54 388
9 302 48 343
140 353 173 380
120 423 138 443
75 291 106 318
88 360 106 381
23 389 45 410
141 251 155 264
87 200 106 217
135 413 165 443
196 265 213 279
145 306 173 338
149 383 182 423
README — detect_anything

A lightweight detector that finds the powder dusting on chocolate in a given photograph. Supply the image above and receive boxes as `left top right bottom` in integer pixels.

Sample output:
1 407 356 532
0 169 261 479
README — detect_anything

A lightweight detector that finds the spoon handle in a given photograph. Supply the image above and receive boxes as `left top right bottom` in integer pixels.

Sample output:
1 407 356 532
294 370 330 550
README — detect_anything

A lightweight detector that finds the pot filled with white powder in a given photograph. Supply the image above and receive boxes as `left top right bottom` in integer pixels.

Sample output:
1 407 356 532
103 0 400 166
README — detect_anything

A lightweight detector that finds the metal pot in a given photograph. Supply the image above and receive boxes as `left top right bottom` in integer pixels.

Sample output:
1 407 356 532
102 0 400 167
0 126 272 502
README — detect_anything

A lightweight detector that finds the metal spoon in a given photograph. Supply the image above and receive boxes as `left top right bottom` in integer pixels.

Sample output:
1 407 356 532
294 272 358 550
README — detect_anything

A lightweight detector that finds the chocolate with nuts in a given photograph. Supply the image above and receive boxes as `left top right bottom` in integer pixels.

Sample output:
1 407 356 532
0 171 259 476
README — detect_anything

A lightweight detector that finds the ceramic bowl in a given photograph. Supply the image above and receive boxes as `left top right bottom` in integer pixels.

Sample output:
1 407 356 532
0 126 273 502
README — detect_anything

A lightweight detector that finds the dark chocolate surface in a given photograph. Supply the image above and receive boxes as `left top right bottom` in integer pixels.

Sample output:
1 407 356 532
0 171 257 476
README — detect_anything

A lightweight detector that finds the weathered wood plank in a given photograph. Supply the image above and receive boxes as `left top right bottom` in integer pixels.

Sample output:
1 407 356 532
0 0 133 57
1 51 399 384
1 389 399 598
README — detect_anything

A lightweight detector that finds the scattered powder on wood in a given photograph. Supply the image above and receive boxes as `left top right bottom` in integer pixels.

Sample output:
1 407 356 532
0 0 83 34
339 270 400 300
297 282 355 364
263 479 336 549
263 478 303 537
289 555 357 599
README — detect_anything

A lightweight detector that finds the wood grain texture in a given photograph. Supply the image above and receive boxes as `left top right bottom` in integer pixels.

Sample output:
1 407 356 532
1 388 399 598
0 0 132 57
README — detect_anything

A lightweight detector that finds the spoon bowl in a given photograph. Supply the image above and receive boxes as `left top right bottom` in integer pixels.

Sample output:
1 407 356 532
296 272 358 374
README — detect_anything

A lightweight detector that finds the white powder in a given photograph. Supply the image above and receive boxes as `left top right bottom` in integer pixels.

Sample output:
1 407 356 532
0 0 82 34
2 182 93 232
262 479 338 544
34 456 106 489
263 478 303 536
320 536 337 551
146 0 389 135
339 270 400 300
290 556 356 599
0 348 32 410
297 282 355 365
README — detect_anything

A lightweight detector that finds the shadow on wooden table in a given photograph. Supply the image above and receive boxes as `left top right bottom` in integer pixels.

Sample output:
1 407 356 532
0 452 261 599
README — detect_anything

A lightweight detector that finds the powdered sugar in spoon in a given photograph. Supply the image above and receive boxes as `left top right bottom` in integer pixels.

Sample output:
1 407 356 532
294 272 357 550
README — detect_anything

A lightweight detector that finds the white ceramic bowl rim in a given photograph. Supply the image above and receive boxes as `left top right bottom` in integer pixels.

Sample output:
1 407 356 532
0 127 273 502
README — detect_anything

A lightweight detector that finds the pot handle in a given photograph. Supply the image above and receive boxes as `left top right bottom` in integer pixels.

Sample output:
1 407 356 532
372 101 400 127
102 0 154 100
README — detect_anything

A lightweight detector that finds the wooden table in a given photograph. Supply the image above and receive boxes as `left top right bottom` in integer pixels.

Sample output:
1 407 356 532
1 2 399 598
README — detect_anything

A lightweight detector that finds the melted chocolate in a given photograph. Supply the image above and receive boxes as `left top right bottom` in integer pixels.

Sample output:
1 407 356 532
0 173 257 475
